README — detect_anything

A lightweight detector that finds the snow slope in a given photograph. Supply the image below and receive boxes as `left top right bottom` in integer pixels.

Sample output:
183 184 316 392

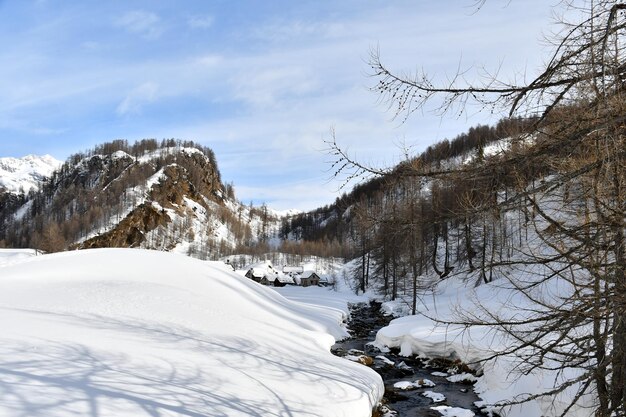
0 248 41 266
274 285 368 321
0 154 62 193
0 249 383 417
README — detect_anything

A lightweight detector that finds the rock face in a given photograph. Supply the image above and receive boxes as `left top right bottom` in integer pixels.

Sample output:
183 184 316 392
77 151 224 250
0 140 277 258
80 204 170 249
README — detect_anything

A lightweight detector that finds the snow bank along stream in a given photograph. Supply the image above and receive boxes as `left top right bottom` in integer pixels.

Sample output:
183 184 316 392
332 302 486 417
374 277 595 417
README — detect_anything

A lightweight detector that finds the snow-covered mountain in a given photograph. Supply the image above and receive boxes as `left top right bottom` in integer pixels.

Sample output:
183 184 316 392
0 154 62 193
0 140 285 257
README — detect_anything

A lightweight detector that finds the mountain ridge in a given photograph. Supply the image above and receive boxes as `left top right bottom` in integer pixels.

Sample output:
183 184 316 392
0 154 62 194
0 139 283 258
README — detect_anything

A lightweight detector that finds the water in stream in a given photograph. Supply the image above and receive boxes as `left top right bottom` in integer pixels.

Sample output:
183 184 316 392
332 302 489 417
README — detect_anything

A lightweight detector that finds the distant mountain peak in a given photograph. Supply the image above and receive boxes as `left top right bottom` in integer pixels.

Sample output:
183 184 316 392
0 154 62 194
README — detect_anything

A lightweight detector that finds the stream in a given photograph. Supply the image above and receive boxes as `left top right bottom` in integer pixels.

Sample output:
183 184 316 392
331 302 489 417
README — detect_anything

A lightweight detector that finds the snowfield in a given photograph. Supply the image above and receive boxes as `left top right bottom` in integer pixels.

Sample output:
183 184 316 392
0 249 383 417
0 248 41 266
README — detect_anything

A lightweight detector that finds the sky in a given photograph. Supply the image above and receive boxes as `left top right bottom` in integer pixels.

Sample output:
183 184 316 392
0 0 557 211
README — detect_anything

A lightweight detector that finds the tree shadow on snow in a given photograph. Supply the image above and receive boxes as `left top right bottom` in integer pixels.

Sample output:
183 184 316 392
0 307 378 417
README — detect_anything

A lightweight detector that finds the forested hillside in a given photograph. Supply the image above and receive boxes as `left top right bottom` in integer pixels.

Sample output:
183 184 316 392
0 139 281 258
280 117 538 276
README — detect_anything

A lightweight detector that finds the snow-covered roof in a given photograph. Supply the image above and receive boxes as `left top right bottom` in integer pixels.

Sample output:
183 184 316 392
300 270 319 279
274 273 294 284
283 266 303 273
247 267 267 278
247 260 275 271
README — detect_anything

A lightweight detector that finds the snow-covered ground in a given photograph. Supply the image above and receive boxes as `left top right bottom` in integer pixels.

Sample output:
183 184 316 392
0 248 41 266
0 248 383 417
273 285 368 321
374 277 593 417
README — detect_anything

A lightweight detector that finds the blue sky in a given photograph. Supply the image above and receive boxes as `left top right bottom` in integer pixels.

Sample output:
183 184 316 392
0 0 555 210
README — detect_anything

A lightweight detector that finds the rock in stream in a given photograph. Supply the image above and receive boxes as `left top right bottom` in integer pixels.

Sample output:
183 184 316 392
331 302 490 417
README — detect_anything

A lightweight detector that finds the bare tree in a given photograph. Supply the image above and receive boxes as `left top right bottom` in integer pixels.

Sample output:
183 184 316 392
330 1 626 415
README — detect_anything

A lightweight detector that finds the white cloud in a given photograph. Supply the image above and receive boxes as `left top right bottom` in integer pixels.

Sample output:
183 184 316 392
231 66 320 107
187 14 214 29
234 182 338 212
116 82 159 116
115 10 162 40
254 20 348 42
0 117 67 136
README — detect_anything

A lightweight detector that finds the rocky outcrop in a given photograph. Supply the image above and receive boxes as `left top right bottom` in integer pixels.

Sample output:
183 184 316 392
79 204 170 249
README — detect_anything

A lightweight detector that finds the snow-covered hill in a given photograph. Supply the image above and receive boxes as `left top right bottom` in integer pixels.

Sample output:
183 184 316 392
0 154 62 193
0 248 383 417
